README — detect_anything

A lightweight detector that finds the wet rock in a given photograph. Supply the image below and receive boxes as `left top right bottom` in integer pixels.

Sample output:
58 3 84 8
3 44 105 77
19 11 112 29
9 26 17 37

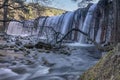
0 54 5 56
59 49 70 55
87 50 102 59
0 58 10 63
18 47 25 51
24 49 31 55
11 61 20 65
14 48 20 52
24 59 35 65
35 42 53 50
0 63 11 68
0 44 7 49
37 49 51 53
24 43 35 49
4 42 16 48
15 40 22 46
9 65 28 74
41 57 55 67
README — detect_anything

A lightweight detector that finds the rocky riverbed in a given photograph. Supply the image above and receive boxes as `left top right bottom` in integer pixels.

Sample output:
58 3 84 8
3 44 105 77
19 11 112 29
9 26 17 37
0 35 101 80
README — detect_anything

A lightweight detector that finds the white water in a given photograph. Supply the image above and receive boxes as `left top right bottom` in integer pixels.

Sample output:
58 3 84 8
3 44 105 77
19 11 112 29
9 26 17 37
7 20 38 37
0 47 99 80
79 4 97 44
61 12 74 34
7 21 24 36
2 2 112 80
96 25 102 43
7 3 111 45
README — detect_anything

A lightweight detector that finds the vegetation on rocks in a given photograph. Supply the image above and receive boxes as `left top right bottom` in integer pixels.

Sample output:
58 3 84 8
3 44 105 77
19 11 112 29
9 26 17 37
13 3 65 20
79 43 120 80
0 0 65 31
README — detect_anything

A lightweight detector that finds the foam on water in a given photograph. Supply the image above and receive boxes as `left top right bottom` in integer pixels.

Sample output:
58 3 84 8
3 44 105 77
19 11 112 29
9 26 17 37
64 42 94 47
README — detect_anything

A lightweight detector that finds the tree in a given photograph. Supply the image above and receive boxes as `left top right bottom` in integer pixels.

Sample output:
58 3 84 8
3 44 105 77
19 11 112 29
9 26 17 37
0 0 52 32
0 0 28 31
71 0 99 7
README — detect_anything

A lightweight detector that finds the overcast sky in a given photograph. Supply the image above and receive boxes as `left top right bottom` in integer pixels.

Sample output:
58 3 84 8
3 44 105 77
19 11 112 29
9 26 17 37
27 0 99 11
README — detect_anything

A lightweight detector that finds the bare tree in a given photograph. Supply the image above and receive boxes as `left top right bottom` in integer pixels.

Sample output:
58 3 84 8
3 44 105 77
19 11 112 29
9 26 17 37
0 0 52 32
0 0 28 31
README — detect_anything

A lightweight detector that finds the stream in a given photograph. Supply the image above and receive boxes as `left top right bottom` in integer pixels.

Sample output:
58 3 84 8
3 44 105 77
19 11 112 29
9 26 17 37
0 35 101 80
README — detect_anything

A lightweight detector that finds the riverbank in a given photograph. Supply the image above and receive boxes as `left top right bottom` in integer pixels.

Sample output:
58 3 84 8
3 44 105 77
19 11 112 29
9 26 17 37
79 44 120 80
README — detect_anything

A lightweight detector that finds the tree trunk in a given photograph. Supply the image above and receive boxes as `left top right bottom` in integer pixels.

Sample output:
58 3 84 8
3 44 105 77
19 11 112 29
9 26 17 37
3 0 8 32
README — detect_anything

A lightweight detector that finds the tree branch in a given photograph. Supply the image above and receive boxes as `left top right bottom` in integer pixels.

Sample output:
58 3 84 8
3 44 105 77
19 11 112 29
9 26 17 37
56 28 88 43
0 19 23 23
56 28 102 50
8 5 29 9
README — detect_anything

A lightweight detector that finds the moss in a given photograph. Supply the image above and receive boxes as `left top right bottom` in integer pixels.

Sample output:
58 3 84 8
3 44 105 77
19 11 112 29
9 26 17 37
80 45 120 80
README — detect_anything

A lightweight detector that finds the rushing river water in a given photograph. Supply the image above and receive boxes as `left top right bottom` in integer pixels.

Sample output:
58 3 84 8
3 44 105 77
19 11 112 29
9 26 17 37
0 37 101 80
2 2 105 80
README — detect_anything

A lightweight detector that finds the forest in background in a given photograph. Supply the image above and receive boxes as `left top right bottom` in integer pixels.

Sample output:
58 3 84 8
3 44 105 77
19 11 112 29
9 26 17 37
0 0 65 31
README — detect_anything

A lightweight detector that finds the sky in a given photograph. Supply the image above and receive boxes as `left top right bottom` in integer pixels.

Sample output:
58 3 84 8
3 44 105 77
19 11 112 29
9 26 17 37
46 0 78 11
46 0 99 11
27 0 99 11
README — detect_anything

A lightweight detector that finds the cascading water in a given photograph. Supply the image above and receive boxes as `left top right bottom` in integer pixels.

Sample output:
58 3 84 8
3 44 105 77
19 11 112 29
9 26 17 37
6 3 112 45
7 21 23 36
95 23 102 43
3 1 115 80
79 4 97 44
7 20 37 37
61 12 74 34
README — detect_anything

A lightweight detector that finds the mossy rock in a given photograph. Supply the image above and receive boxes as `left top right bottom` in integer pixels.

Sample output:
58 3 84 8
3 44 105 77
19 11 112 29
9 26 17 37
79 44 120 80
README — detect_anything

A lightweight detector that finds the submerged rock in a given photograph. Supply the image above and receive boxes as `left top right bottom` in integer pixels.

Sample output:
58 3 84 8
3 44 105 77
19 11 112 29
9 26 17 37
35 42 53 50
24 43 35 49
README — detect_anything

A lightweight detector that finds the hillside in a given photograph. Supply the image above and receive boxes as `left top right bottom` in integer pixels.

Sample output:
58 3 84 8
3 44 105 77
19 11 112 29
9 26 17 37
79 44 120 80
11 3 65 20
0 1 65 30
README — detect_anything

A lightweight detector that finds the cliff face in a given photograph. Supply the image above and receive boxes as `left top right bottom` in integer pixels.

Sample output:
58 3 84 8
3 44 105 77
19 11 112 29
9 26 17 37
10 3 65 20
79 0 120 79
97 0 120 44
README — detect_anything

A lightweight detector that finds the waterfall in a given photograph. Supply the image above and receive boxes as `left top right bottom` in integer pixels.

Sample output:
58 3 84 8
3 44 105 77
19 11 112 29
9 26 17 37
61 12 74 34
7 21 24 36
7 22 22 35
79 4 97 44
96 26 102 43
7 20 37 37
6 3 113 45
